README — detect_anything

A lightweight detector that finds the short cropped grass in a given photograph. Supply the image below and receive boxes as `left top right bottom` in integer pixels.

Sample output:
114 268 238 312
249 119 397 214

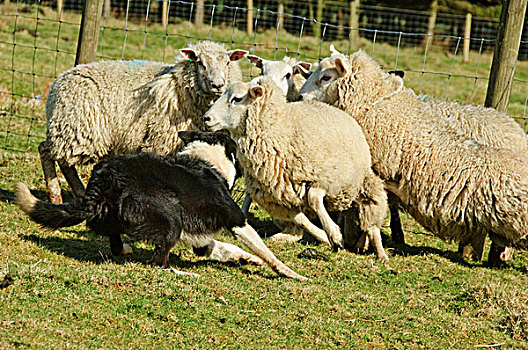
2 152 528 349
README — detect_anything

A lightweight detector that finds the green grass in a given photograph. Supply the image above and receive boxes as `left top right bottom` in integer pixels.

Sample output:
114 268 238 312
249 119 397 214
2 3 528 348
2 152 528 348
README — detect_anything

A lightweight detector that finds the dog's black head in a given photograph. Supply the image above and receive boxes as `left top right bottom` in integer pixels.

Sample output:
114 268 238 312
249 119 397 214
178 130 238 165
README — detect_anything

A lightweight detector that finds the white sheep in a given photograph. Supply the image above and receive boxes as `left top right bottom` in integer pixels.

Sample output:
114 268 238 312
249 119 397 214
41 41 247 204
247 55 312 102
427 97 528 262
244 55 313 241
204 77 389 261
299 50 528 259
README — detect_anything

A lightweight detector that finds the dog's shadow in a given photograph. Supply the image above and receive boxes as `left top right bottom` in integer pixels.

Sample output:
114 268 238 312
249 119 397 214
18 231 264 274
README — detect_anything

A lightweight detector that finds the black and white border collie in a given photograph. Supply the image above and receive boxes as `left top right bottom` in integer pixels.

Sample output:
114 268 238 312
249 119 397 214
15 131 306 280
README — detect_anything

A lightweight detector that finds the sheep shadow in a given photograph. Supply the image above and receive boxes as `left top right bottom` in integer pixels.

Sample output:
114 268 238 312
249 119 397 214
18 231 279 276
377 232 528 274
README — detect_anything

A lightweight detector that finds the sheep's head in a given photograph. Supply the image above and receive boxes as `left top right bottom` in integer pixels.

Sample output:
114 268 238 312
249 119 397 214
204 77 278 136
299 52 351 103
247 55 311 101
179 41 247 96
300 50 389 105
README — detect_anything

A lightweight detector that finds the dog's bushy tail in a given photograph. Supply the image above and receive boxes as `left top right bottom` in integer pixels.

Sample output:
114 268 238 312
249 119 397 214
14 182 92 229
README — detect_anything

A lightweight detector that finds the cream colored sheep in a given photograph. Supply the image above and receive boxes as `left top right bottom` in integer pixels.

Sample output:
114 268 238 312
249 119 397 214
41 41 247 204
300 50 528 259
204 77 389 261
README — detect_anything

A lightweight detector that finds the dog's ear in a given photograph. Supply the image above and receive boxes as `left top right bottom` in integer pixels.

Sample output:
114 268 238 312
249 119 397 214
178 131 198 144
388 70 405 78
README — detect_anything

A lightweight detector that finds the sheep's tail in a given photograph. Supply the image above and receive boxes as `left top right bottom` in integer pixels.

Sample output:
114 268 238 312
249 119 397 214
14 182 91 229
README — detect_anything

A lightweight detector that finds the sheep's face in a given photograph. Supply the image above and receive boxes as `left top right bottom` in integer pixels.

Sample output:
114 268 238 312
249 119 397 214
247 56 312 101
179 47 247 95
247 55 293 97
299 54 350 103
204 80 264 135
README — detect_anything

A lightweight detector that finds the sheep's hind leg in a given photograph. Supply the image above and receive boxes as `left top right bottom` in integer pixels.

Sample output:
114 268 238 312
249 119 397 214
290 212 331 246
231 223 308 281
58 162 85 198
241 194 252 216
307 187 343 250
388 192 405 244
193 240 263 266
38 141 63 204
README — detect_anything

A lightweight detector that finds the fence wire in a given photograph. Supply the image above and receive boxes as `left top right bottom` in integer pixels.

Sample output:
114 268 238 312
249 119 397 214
1 0 528 154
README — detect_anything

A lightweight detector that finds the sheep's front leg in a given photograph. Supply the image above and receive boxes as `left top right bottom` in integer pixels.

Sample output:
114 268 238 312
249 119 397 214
58 162 86 198
231 223 308 281
38 141 63 205
193 240 263 266
290 212 331 246
307 187 344 249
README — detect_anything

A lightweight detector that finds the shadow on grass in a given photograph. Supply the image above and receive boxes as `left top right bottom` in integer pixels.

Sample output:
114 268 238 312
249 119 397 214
18 231 283 277
378 232 528 274
0 187 76 204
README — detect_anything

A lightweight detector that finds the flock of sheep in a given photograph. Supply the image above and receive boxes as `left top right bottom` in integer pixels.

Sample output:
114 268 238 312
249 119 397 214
20 40 528 279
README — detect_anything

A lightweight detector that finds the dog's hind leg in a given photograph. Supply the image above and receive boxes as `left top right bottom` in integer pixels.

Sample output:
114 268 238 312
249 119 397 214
108 234 133 256
39 141 63 204
193 240 263 266
151 238 177 268
231 223 308 281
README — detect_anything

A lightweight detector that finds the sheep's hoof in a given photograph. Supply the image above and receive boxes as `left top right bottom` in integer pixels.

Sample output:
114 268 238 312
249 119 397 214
122 243 133 255
168 267 200 277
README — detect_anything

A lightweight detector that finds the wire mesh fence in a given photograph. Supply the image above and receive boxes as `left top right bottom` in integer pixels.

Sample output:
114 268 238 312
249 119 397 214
1 0 528 154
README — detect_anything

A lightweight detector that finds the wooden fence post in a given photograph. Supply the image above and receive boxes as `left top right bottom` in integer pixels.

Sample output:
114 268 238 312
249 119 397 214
277 0 284 32
313 0 324 39
247 0 253 35
162 0 168 30
463 13 472 63
195 0 204 25
103 0 111 19
75 0 104 65
423 0 438 45
57 0 64 20
349 0 360 49
485 0 528 112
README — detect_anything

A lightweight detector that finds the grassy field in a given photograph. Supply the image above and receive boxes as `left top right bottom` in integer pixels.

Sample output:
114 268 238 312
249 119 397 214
1 3 528 349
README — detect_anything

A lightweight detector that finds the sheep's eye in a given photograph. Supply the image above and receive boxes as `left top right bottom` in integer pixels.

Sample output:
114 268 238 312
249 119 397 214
231 96 243 103
321 74 332 82
285 72 292 80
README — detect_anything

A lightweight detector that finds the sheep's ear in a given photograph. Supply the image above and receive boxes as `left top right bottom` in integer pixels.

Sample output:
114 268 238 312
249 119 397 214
228 50 248 61
298 62 312 71
388 70 405 78
334 57 350 77
293 64 313 79
249 86 264 99
247 55 264 68
178 131 197 144
179 48 198 61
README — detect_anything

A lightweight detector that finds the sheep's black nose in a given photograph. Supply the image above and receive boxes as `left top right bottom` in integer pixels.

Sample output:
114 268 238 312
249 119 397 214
204 115 211 122
297 95 304 101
